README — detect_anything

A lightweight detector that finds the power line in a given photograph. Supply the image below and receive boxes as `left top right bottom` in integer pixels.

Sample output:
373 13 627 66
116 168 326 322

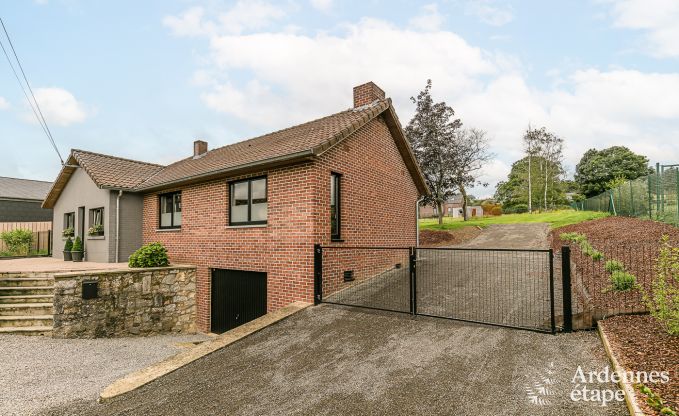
0 17 64 165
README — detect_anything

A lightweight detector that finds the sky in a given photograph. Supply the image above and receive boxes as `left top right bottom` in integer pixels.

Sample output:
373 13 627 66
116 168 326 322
1 0 679 198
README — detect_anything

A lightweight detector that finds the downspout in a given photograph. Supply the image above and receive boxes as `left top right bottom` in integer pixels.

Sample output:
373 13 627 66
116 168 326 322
116 190 122 263
416 196 425 248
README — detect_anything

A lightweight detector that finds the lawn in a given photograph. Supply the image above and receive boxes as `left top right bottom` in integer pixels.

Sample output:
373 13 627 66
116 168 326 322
419 209 609 231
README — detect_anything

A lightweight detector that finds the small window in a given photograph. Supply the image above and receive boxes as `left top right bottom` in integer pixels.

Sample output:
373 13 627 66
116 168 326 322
229 177 267 225
159 191 182 229
64 212 75 230
88 207 104 236
330 173 341 240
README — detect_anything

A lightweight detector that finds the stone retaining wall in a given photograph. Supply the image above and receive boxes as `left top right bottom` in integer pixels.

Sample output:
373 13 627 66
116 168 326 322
52 265 196 338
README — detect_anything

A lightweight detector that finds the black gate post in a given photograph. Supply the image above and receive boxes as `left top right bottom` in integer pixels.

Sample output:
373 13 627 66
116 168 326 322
548 249 556 334
314 244 323 305
561 246 573 333
409 247 417 315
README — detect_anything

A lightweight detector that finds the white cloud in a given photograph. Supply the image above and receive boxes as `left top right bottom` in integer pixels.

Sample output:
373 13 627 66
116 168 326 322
605 0 679 58
465 0 514 27
310 0 333 12
163 1 286 37
0 97 9 110
164 8 679 198
408 4 444 32
24 87 88 126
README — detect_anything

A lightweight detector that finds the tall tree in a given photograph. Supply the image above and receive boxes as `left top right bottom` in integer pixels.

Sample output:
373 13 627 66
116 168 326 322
574 146 651 197
536 128 564 210
405 80 462 225
494 156 568 211
451 128 492 221
522 126 542 213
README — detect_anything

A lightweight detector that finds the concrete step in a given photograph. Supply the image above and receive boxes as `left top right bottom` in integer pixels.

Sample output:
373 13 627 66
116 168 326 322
0 315 53 328
0 294 53 304
0 303 53 316
0 326 52 336
0 272 55 279
0 277 54 287
0 286 54 296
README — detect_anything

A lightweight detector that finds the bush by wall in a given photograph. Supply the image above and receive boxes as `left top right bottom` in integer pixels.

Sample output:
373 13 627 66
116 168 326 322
129 242 170 268
0 229 33 256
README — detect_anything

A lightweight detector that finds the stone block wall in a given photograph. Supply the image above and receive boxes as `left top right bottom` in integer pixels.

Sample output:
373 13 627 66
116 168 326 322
52 266 196 338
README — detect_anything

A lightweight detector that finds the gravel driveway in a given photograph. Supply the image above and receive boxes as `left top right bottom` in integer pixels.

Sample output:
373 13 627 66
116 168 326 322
41 305 626 416
1 333 209 416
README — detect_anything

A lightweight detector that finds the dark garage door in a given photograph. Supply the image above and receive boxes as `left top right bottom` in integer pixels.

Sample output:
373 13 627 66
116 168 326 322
211 269 267 334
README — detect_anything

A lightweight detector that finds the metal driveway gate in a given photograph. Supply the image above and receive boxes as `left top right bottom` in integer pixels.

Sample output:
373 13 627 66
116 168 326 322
314 245 558 334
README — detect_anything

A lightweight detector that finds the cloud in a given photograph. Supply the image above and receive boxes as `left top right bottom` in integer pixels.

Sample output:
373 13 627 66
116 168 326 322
24 87 88 126
604 0 679 58
164 8 679 198
163 1 286 37
408 4 444 32
0 97 9 110
465 0 514 27
309 0 333 12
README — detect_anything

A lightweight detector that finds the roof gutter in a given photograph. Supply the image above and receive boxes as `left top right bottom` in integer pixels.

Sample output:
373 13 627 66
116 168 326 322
135 149 316 193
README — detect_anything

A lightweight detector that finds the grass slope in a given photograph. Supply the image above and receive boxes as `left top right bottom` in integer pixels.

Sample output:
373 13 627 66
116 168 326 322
419 210 609 231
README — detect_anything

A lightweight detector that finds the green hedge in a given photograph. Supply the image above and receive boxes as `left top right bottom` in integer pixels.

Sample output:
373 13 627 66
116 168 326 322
129 242 169 268
0 229 33 256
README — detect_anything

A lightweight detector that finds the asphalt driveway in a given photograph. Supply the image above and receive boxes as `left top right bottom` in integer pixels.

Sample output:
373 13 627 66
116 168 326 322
43 304 626 416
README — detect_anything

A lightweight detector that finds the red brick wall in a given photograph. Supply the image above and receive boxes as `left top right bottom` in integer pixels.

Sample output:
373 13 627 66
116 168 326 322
142 114 419 333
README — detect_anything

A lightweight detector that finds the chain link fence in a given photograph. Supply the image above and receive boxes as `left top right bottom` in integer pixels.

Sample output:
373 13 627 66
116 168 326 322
573 164 679 226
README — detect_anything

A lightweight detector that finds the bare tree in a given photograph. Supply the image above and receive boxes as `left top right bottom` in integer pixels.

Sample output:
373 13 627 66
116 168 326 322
405 80 462 225
451 128 493 221
538 130 564 210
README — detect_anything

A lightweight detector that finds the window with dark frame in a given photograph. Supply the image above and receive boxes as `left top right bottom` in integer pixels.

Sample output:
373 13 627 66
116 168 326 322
330 173 341 240
64 212 75 230
229 177 267 225
159 191 182 229
88 207 105 236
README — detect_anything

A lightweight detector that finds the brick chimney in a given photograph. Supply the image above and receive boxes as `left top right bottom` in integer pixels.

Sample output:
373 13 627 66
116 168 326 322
193 140 208 158
353 81 385 108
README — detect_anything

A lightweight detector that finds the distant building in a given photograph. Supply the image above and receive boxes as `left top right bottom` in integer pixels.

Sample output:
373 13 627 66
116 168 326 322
420 195 484 218
0 176 53 222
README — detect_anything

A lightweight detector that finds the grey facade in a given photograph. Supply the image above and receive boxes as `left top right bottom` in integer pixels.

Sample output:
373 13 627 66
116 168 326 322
0 176 53 222
52 168 142 263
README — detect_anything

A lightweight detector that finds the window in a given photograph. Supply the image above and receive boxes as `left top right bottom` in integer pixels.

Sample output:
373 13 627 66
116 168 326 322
229 177 267 225
159 191 182 228
88 207 104 236
64 212 75 230
330 173 341 240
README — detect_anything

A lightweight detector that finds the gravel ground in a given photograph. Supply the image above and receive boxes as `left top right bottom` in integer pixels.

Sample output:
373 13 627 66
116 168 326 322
42 305 626 416
0 333 210 416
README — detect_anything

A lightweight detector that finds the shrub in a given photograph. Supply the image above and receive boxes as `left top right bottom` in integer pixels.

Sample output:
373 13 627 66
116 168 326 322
128 242 169 268
610 270 636 291
71 236 83 252
63 237 73 251
490 206 502 216
503 204 528 214
604 260 625 273
0 229 33 256
642 235 679 336
560 232 585 243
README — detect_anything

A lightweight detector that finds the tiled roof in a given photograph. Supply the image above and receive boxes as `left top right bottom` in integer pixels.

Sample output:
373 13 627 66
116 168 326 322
71 150 164 190
0 176 52 201
137 100 390 190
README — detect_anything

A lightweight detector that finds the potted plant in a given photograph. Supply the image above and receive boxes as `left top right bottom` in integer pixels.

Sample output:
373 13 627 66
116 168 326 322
63 237 73 261
62 227 74 238
71 236 84 262
87 224 104 236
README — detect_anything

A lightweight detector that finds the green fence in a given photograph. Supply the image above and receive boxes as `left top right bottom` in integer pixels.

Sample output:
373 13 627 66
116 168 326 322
573 164 679 226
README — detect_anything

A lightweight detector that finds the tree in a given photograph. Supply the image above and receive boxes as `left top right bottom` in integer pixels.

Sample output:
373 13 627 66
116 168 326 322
522 126 563 212
574 146 651 197
405 80 462 225
494 156 568 210
450 128 492 221
522 126 542 213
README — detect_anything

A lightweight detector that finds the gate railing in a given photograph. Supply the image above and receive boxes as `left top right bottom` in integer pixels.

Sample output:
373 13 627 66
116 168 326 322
314 244 571 334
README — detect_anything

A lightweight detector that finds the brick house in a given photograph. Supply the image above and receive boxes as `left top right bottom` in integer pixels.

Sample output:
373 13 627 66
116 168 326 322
43 82 428 333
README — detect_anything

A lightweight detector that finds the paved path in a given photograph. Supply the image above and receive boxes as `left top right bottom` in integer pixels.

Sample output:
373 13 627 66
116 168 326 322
42 305 626 416
460 223 550 249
